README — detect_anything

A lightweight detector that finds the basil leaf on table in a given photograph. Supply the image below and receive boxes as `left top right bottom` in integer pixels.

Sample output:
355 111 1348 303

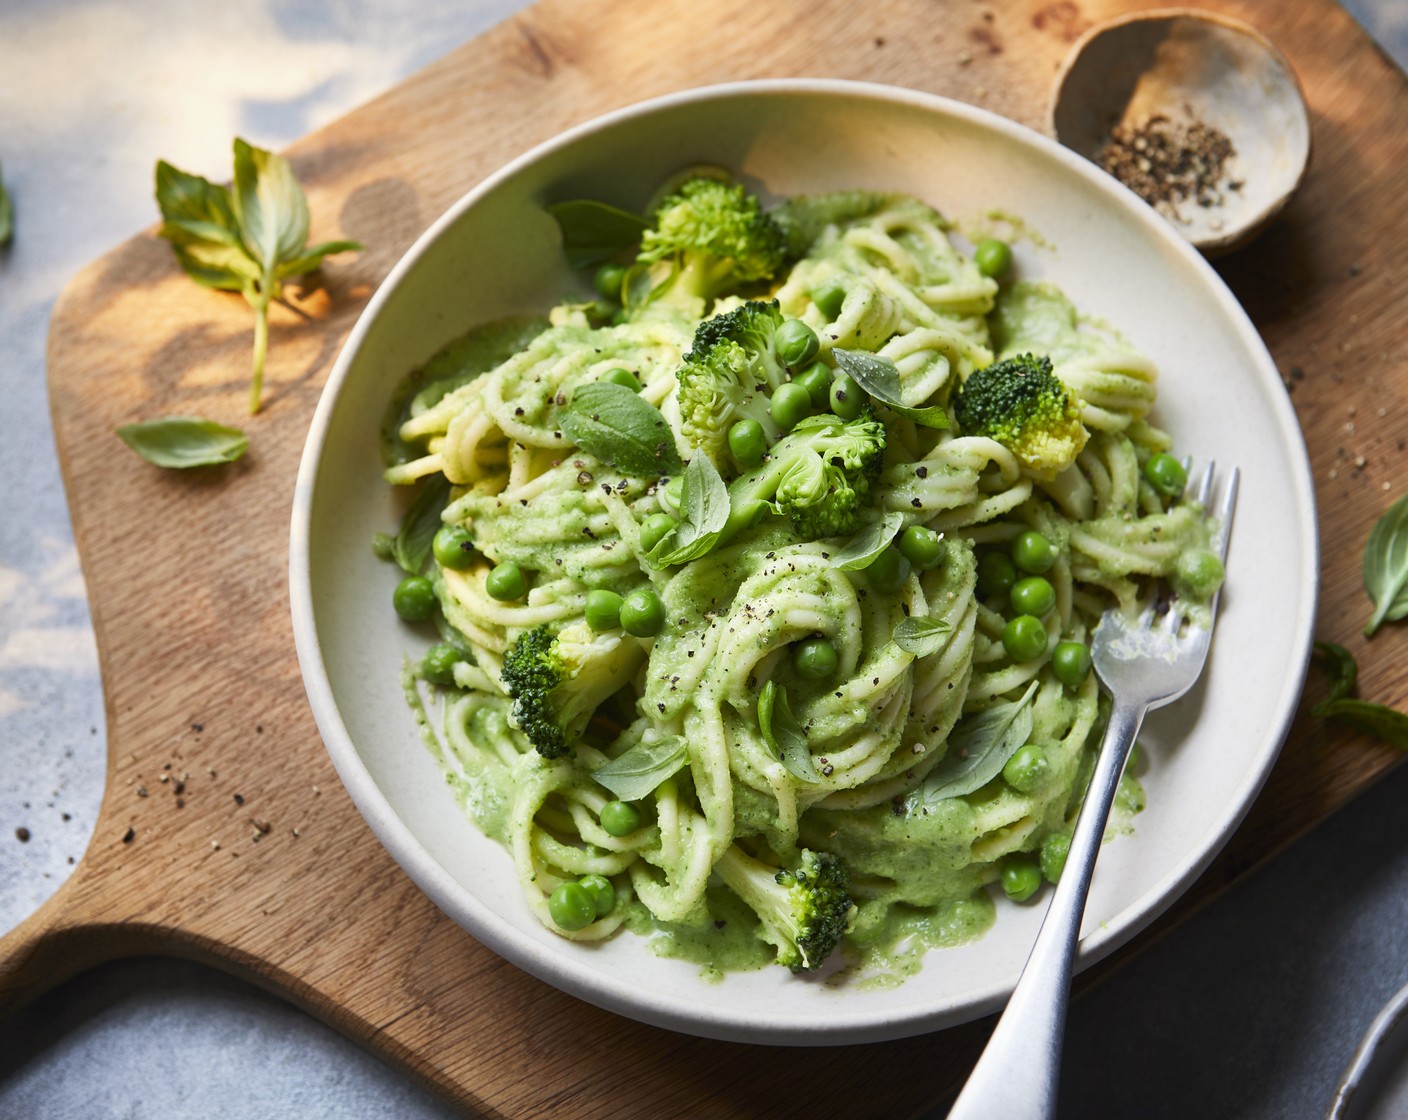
830 511 904 570
757 680 822 783
155 138 361 414
544 199 648 269
0 163 13 247
905 681 1038 809
1311 641 1359 705
116 416 249 469
892 616 953 659
592 736 688 801
833 348 950 429
647 454 729 567
1363 494 1408 636
1313 699 1408 749
558 382 682 478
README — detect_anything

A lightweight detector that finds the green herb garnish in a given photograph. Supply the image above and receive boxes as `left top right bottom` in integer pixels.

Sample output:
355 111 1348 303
758 680 822 783
647 454 729 567
1310 640 1408 747
543 199 648 269
833 348 950 429
905 681 1038 808
892 616 954 659
116 416 249 469
0 162 12 247
155 139 361 413
1363 494 1408 637
592 736 688 800
559 382 682 478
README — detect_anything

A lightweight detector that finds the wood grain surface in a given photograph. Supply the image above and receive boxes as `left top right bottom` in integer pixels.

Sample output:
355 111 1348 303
3 0 1407 1116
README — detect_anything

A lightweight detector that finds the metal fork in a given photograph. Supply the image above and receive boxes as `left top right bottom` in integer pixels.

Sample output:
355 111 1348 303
947 462 1239 1120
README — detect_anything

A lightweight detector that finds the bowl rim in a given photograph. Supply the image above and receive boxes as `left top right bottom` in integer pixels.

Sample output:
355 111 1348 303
289 76 1319 1044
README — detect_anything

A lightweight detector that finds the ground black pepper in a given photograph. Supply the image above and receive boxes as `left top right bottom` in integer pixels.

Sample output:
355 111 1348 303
1097 115 1239 218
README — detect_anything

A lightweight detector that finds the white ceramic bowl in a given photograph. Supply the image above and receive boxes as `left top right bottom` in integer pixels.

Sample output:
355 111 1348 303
290 79 1317 1045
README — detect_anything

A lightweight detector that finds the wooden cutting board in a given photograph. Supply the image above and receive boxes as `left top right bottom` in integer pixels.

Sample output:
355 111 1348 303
4 0 1406 1115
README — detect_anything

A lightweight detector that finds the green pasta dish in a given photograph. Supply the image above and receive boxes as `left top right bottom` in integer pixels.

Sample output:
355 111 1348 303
376 173 1223 982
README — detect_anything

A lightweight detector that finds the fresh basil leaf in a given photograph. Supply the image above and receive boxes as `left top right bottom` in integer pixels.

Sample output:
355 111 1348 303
390 474 451 575
558 382 682 478
0 165 14 247
544 199 648 269
115 416 249 469
592 736 687 800
1363 494 1408 636
155 161 254 291
1312 641 1359 705
231 138 309 271
893 616 953 659
275 238 364 281
831 511 904 570
757 680 822 783
833 348 950 429
648 454 729 566
905 681 1038 808
1314 698 1408 749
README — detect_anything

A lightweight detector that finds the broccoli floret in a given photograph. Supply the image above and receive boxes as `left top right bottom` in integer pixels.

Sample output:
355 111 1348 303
715 846 854 972
675 299 790 463
953 353 1089 479
500 621 645 759
726 413 887 541
636 177 786 311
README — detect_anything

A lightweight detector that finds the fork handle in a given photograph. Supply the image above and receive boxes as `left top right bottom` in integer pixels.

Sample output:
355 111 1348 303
947 695 1149 1120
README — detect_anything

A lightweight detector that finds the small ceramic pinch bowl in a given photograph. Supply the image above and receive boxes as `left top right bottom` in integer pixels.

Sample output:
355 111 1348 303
1050 9 1311 254
291 79 1317 1044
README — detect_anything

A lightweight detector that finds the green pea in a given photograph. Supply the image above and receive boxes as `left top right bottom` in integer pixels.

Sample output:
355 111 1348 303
1010 576 1056 617
599 799 642 837
393 575 436 621
793 637 839 680
594 263 627 301
485 562 526 602
638 512 678 553
619 587 666 637
792 361 833 409
1002 615 1048 661
600 366 641 392
810 278 847 319
1174 548 1225 600
775 319 820 367
895 526 943 570
432 525 476 571
829 374 865 420
1011 530 1056 574
584 589 624 631
1051 641 1092 689
1040 832 1071 884
1144 452 1188 498
548 881 596 931
977 552 1018 598
420 642 462 686
728 418 767 467
1000 854 1042 902
975 238 1013 279
771 382 813 431
867 547 912 594
1002 744 1050 793
660 475 684 516
578 873 616 918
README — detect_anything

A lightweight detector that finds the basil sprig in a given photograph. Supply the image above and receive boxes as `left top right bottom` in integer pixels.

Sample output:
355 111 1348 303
757 680 822 783
1311 641 1408 748
647 455 730 567
592 736 687 801
155 139 361 413
1363 494 1408 637
558 382 682 478
832 349 950 429
116 416 249 469
905 681 1038 809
